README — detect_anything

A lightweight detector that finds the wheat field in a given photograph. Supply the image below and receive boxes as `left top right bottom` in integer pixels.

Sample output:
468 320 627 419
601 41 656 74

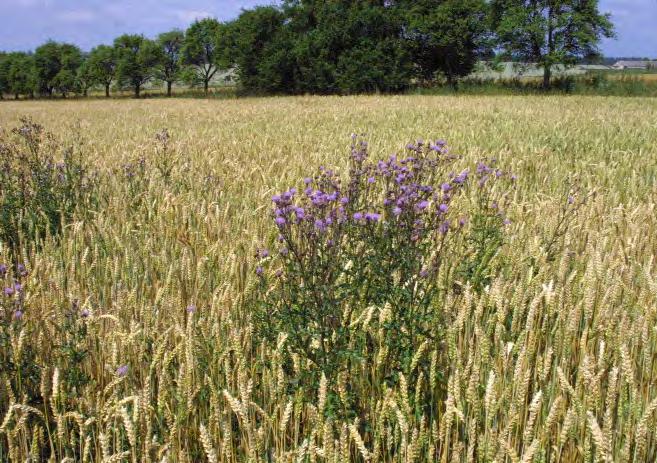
0 95 656 462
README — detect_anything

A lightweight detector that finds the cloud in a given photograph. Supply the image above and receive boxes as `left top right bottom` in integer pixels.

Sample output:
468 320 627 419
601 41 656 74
174 9 213 23
56 9 97 23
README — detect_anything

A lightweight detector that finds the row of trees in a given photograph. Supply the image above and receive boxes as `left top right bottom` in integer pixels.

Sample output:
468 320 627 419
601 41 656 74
0 0 615 98
0 19 224 99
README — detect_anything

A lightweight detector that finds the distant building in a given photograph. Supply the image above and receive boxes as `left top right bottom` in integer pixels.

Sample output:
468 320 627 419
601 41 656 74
612 60 653 70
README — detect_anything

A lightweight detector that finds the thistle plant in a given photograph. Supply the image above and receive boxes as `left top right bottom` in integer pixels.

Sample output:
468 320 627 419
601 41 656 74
255 137 514 417
0 118 97 256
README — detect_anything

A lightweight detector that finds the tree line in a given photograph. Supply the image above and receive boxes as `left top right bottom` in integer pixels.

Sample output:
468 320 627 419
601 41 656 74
0 0 615 99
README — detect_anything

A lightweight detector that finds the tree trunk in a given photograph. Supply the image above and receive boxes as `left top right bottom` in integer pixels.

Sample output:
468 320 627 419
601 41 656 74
204 79 209 95
543 65 551 89
83 88 88 97
167 81 172 97
105 83 110 98
544 5 554 90
15 93 19 100
135 84 140 99
446 73 458 91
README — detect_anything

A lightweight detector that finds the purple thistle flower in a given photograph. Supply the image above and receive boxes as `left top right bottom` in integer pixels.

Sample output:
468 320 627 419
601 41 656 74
459 217 468 227
568 196 575 205
438 203 449 214
453 170 469 185
0 264 6 277
272 194 281 203
340 197 349 205
116 365 129 377
17 264 26 276
439 220 450 235
14 283 22 292
368 177 375 184
419 269 429 278
280 247 289 256
275 269 283 277
81 309 90 318
13 310 23 320
256 266 264 276
353 212 363 221
393 206 402 216
259 249 270 258
304 177 312 184
314 219 326 232
416 200 429 211
503 218 512 226
4 287 14 296
275 217 286 227
186 304 197 313
441 183 452 192
365 212 381 222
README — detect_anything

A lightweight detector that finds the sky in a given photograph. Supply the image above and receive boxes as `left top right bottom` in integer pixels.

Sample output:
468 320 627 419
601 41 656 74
0 0 655 58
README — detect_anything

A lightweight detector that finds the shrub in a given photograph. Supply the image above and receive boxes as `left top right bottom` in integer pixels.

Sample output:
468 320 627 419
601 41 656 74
254 137 514 417
0 118 97 256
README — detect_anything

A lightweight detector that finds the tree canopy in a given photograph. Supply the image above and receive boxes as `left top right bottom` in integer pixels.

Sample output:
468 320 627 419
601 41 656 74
114 34 160 98
0 0 618 98
182 18 223 94
491 0 615 87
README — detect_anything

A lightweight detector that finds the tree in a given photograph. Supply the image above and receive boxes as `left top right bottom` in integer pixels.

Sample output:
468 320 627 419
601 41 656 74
491 0 615 88
225 7 296 94
114 34 160 98
76 57 95 97
402 0 490 87
285 1 415 94
88 45 116 97
0 52 8 99
33 41 82 96
6 52 35 99
183 18 223 94
155 30 185 97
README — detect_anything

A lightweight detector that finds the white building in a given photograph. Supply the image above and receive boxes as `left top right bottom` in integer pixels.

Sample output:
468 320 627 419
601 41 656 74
612 60 653 70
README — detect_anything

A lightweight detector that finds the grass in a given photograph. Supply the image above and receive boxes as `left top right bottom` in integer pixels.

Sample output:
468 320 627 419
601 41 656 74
0 95 656 462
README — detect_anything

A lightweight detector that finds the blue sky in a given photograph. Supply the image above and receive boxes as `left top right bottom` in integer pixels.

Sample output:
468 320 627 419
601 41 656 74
0 0 655 58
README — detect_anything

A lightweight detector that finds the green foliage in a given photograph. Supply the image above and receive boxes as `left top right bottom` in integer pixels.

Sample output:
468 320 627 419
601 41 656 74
491 0 615 87
4 52 35 99
224 6 295 94
182 18 223 94
87 44 116 97
114 35 161 98
0 118 98 256
155 30 185 96
0 52 8 98
33 41 82 97
75 57 95 97
403 0 491 85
